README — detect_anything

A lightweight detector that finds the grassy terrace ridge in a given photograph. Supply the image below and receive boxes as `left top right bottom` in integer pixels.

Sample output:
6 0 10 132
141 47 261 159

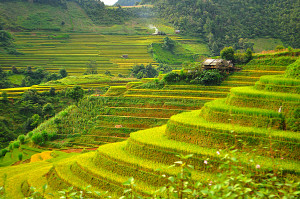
201 99 284 129
229 86 300 102
257 75 300 86
94 142 215 185
166 111 299 160
126 126 299 174
123 94 218 100
167 110 299 143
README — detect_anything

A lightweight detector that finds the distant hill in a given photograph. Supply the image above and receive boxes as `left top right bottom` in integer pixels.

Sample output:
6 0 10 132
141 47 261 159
150 0 299 54
115 0 141 6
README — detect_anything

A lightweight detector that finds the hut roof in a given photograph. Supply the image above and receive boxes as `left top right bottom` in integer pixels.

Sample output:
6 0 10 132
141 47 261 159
203 59 226 66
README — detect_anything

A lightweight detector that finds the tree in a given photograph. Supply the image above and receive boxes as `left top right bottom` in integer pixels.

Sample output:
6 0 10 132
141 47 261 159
1 91 9 103
85 60 98 75
0 30 14 47
220 46 235 61
42 103 55 119
162 37 175 51
245 48 253 62
130 64 158 79
59 68 68 78
66 86 84 105
24 114 41 132
49 87 56 96
18 135 26 144
157 64 172 74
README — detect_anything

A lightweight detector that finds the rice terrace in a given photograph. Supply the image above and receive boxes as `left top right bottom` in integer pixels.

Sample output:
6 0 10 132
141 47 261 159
0 0 299 198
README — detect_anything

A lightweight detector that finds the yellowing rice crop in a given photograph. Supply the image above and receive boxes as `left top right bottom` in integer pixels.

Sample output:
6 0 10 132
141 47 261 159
30 151 53 163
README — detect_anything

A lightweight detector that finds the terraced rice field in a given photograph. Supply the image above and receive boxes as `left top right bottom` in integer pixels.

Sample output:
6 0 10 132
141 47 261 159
1 66 299 198
0 33 180 75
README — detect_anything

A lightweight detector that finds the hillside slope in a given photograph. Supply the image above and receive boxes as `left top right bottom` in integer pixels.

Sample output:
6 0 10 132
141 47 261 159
150 0 299 54
1 54 299 198
0 1 95 32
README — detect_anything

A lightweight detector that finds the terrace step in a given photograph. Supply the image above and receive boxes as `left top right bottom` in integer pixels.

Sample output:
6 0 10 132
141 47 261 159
126 126 300 173
163 85 231 92
72 152 157 197
165 111 300 160
124 94 217 100
93 142 216 188
95 115 169 129
47 158 114 198
102 106 186 118
226 86 300 113
254 75 300 94
125 88 228 98
201 99 284 129
89 126 141 137
102 96 208 110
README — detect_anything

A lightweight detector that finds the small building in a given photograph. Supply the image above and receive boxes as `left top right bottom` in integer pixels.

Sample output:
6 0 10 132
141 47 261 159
175 30 180 34
202 59 234 72
121 54 128 59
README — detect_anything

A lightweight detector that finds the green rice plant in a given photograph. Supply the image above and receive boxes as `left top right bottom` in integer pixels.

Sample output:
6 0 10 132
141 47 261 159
126 88 227 98
126 82 143 89
165 110 300 160
68 153 155 197
102 107 185 119
254 75 300 94
246 56 297 66
201 99 284 129
105 86 127 96
125 126 300 175
227 86 300 113
124 94 217 101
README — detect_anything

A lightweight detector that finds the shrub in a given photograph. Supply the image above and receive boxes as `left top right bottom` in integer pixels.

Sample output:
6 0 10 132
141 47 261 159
285 58 300 79
18 135 26 144
199 70 223 86
18 153 23 161
0 148 8 157
163 72 180 83
31 133 44 146
220 46 235 61
13 141 20 149
48 132 57 141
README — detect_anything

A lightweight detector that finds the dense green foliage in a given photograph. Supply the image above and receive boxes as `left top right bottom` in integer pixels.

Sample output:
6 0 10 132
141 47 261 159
115 0 141 6
0 29 19 55
130 64 158 79
0 67 66 88
164 70 225 86
0 88 73 148
150 0 299 54
285 58 300 79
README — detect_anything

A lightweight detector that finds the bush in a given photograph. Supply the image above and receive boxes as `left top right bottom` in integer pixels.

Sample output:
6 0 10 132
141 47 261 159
31 133 44 146
163 72 180 83
13 141 20 149
18 153 23 161
48 132 57 141
220 46 235 61
0 148 8 158
199 70 223 86
18 135 26 144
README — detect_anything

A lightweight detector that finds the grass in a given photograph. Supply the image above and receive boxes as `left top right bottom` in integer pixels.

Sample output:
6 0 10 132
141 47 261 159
7 74 25 86
249 38 284 53
127 125 300 173
166 110 299 159
201 99 284 129
105 86 128 96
